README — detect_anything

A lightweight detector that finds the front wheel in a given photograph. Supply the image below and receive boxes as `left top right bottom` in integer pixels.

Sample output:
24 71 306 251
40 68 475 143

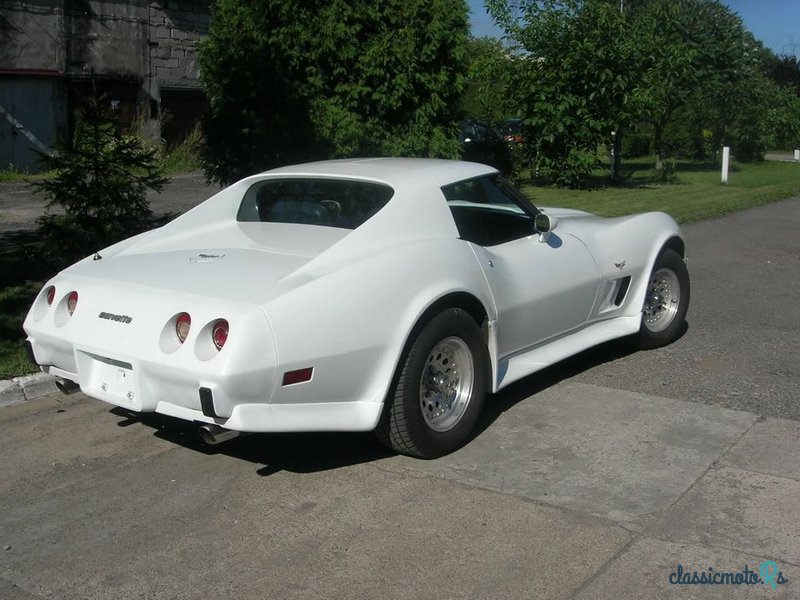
634 248 690 349
376 308 489 459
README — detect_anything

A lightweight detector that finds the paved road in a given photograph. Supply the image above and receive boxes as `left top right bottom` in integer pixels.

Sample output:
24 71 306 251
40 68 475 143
764 151 798 162
1 196 799 599
569 196 800 420
2 380 798 599
0 173 213 235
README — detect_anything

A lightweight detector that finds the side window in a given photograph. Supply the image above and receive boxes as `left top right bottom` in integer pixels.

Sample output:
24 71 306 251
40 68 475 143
442 175 537 246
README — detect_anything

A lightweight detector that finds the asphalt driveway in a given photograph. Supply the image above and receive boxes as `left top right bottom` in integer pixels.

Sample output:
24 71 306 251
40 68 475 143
0 187 798 599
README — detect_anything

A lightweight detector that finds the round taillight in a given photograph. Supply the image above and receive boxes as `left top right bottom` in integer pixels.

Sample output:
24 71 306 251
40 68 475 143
175 313 191 343
212 319 228 350
67 291 78 315
45 286 55 306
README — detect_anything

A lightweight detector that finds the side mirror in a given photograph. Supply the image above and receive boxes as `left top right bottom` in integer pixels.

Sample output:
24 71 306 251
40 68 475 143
534 213 558 243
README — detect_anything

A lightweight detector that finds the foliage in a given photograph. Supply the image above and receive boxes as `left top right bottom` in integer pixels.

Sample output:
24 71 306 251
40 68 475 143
0 282 42 379
764 54 800 97
485 0 797 183
487 0 636 186
462 36 518 122
159 125 203 175
199 0 469 184
32 89 167 263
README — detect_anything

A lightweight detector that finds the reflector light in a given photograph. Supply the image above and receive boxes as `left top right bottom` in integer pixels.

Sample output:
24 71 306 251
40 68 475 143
212 319 229 350
67 291 78 315
282 367 313 386
175 313 191 343
45 286 55 306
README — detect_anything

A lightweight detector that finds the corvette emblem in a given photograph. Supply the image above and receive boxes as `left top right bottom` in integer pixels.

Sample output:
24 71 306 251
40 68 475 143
98 312 133 324
614 260 626 270
189 253 226 263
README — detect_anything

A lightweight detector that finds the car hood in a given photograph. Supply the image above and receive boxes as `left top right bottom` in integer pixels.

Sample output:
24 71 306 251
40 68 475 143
62 222 351 304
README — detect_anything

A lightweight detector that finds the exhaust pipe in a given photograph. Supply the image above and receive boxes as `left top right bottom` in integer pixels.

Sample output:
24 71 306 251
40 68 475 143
56 379 80 395
198 423 244 445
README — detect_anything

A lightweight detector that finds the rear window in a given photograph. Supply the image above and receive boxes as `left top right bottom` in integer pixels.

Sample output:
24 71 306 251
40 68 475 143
237 178 394 229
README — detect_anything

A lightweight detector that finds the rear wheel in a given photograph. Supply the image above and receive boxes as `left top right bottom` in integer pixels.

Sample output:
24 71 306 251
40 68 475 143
634 248 690 349
376 308 489 459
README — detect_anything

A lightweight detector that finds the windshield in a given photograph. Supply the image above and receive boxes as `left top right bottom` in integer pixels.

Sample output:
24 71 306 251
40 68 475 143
237 178 394 229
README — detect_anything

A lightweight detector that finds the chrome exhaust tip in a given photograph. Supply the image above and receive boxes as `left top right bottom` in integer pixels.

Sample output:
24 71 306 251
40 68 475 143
55 379 80 395
198 423 242 445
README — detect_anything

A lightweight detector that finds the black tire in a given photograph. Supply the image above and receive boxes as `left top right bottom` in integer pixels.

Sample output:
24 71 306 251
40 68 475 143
376 308 489 459
634 248 690 349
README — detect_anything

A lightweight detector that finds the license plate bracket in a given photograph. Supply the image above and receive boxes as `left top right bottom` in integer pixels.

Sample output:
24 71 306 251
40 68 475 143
76 350 139 410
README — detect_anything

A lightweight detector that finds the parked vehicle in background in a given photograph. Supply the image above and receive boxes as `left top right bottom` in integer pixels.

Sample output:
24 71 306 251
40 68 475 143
460 120 512 175
502 118 525 145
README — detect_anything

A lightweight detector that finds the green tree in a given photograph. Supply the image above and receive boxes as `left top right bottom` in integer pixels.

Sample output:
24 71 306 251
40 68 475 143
486 0 773 182
765 54 800 97
462 36 517 122
487 0 637 186
33 89 167 263
199 0 469 185
628 0 756 171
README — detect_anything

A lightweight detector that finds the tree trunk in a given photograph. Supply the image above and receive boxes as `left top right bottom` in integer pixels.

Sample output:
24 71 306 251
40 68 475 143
654 122 665 174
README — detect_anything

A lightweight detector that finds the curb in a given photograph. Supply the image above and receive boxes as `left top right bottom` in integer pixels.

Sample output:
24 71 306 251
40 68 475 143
0 372 58 409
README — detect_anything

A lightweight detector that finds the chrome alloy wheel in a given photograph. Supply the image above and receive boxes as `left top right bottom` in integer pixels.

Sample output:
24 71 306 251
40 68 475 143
643 267 681 333
419 336 474 432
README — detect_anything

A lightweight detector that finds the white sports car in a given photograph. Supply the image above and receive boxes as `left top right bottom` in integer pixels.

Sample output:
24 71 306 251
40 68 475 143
23 158 689 458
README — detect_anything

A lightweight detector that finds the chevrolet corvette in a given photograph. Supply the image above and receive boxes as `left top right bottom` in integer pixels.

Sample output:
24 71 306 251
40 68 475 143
23 158 689 458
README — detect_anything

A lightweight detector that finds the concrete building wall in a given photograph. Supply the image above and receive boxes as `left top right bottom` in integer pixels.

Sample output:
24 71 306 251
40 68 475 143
65 0 150 78
0 0 64 72
0 0 210 170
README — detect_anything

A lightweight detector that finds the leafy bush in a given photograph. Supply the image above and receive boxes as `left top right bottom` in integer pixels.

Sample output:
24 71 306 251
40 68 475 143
622 133 652 158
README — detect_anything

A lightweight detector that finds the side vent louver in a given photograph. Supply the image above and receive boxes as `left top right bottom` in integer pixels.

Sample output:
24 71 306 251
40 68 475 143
614 276 632 306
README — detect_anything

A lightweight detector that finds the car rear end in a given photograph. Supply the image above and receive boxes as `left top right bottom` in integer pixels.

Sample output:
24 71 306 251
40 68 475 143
24 273 278 425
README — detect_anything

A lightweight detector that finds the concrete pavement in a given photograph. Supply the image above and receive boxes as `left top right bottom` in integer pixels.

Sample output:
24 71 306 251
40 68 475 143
2 183 799 599
0 379 797 599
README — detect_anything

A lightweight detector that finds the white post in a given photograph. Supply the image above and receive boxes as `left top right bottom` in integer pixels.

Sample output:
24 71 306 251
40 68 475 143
794 149 799 161
721 146 730 184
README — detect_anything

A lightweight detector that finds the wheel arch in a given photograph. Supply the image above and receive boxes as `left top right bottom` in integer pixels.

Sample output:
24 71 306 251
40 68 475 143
623 230 687 319
411 292 489 335
386 291 494 405
660 235 685 259
376 291 494 456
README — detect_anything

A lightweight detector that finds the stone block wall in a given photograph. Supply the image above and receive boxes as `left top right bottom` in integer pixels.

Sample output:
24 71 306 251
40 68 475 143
149 1 210 88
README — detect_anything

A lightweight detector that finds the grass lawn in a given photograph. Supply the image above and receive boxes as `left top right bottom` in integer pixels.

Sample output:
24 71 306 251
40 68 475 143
520 158 800 223
0 282 41 380
1 157 799 380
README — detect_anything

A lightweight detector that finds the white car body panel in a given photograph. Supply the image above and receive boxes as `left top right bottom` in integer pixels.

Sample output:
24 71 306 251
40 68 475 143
23 158 685 434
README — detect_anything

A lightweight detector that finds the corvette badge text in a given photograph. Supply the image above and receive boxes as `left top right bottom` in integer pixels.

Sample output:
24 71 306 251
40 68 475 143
668 561 789 589
98 312 133 324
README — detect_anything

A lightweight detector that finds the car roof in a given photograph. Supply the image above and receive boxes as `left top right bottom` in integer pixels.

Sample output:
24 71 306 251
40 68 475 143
261 158 497 188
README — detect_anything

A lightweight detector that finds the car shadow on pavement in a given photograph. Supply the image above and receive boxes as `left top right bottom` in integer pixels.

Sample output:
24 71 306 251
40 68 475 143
470 338 640 441
108 332 684 476
110 407 393 475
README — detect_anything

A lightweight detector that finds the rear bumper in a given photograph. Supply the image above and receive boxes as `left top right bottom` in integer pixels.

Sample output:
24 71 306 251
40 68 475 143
156 398 383 432
39 350 383 433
